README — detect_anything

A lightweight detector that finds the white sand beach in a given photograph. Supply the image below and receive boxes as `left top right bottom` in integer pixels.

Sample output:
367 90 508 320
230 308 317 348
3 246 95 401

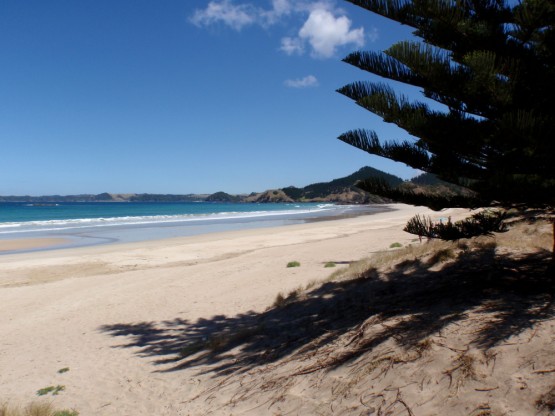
1 204 553 415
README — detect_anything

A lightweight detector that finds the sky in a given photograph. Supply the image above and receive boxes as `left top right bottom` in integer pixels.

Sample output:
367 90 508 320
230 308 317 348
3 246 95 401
1 0 421 195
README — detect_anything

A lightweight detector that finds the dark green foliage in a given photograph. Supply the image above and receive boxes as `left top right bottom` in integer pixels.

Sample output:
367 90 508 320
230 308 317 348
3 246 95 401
411 173 446 186
404 211 507 240
281 186 305 200
36 385 65 396
338 0 555 211
53 411 79 416
357 177 484 210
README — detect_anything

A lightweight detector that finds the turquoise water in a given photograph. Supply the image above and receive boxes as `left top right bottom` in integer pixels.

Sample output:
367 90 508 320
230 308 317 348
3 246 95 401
0 202 384 252
0 201 336 232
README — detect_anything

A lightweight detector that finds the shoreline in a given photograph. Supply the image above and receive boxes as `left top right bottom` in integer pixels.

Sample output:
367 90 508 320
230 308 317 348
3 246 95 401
0 204 391 255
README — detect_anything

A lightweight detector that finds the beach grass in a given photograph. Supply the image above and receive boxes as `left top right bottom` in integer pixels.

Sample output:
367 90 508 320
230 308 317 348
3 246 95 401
0 402 78 416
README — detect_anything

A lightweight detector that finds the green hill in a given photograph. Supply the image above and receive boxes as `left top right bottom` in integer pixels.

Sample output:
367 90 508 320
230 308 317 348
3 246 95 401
205 192 243 202
281 166 403 202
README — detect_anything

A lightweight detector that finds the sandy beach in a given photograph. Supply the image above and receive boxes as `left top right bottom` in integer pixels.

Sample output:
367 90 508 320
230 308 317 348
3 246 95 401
1 203 552 415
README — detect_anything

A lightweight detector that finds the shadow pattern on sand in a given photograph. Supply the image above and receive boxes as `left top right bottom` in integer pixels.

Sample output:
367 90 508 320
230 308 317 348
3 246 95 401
101 243 554 377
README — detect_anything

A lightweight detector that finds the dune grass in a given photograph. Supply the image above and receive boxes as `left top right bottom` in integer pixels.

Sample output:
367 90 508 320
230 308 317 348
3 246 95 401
0 402 78 416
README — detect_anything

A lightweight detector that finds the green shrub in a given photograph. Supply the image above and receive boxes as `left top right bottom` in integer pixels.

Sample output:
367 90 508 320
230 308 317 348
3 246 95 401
324 261 336 268
54 411 79 416
36 385 65 396
286 261 300 268
389 242 403 248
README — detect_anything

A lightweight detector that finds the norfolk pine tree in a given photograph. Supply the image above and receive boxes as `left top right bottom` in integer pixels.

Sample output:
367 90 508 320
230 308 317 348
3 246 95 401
337 0 555 244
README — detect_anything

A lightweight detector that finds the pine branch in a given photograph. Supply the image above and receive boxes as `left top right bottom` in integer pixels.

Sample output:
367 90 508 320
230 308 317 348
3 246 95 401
342 50 422 85
404 211 508 240
338 130 431 171
355 177 484 211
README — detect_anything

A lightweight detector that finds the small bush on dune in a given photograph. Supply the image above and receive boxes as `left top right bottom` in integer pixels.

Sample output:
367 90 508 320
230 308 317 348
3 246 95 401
389 242 403 248
324 262 336 268
36 385 64 396
286 261 300 268
53 411 79 416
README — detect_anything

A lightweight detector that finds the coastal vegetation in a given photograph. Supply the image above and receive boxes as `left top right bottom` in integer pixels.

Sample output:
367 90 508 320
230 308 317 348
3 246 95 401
0 402 78 416
338 0 555 241
36 385 65 397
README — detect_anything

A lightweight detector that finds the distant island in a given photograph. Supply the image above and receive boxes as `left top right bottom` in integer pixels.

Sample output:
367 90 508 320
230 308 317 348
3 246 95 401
0 166 467 204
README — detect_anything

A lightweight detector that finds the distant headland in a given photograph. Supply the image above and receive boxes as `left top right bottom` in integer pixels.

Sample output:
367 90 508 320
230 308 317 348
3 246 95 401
0 166 465 204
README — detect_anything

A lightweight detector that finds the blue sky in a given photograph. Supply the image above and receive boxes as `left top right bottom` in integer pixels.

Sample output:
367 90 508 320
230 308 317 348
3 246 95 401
1 0 420 195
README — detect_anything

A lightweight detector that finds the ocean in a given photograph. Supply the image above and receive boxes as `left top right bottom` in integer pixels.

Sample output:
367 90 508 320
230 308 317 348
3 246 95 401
0 202 386 252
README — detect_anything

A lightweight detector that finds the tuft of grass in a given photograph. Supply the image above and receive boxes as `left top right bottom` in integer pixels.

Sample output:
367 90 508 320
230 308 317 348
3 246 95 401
324 261 336 268
273 288 302 308
286 261 300 268
389 242 403 248
57 368 69 374
53 411 79 416
427 248 456 266
273 292 286 307
36 385 65 396
0 402 78 416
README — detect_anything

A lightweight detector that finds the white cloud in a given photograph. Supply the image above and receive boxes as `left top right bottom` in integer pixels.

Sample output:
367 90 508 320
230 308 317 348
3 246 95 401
280 37 304 55
298 8 365 58
191 1 367 59
190 0 256 31
190 0 293 30
284 75 319 88
261 0 293 24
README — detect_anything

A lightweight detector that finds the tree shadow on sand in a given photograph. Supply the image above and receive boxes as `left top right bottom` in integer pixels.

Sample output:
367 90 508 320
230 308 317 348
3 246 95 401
100 242 554 377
